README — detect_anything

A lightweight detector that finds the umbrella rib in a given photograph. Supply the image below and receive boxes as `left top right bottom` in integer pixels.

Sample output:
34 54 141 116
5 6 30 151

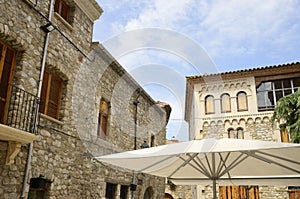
168 153 199 178
216 152 231 178
195 155 213 177
138 154 179 172
188 154 212 178
218 153 249 177
205 154 214 177
256 151 300 165
243 151 300 174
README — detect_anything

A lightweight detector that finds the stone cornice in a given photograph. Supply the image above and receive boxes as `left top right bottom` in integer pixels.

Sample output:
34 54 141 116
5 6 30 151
74 0 103 22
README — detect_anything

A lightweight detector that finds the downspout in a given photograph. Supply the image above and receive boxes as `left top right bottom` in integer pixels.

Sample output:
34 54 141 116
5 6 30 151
20 0 55 198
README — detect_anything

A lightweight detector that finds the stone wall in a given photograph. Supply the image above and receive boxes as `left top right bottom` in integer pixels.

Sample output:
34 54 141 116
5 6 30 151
0 0 167 198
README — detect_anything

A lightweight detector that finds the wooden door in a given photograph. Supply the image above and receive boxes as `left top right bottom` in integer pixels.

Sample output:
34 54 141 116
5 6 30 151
220 186 259 199
0 42 16 123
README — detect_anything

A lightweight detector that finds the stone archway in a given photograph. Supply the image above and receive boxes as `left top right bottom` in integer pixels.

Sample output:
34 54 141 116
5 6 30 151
143 187 153 199
164 193 174 199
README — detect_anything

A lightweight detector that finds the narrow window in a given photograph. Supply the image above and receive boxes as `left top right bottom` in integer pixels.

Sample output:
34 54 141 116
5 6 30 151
54 0 70 22
205 95 215 114
0 41 16 123
221 93 231 113
39 70 63 119
236 128 244 139
228 128 235 139
237 91 248 111
120 185 129 199
98 98 109 139
105 183 117 199
150 134 155 147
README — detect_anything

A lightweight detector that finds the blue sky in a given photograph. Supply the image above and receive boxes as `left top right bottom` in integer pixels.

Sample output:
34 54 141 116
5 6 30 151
93 0 300 141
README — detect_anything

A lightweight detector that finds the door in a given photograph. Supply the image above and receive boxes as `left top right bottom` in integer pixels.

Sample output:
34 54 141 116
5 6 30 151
0 42 16 123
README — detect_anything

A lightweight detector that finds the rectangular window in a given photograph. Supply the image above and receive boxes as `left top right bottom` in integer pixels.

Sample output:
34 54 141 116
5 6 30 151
0 42 16 123
120 185 129 199
105 183 117 199
257 78 300 111
54 0 70 22
39 70 63 119
98 98 109 139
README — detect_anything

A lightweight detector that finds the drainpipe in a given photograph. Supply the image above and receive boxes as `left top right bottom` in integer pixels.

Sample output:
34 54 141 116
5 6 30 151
20 0 55 198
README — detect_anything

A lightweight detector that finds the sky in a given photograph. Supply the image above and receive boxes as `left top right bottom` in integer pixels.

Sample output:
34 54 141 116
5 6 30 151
92 0 300 141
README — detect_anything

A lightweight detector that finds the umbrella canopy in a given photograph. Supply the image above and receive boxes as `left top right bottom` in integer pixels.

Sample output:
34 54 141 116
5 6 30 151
96 138 300 198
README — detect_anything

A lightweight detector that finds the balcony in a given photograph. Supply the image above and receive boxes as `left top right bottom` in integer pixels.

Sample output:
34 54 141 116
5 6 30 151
0 85 38 164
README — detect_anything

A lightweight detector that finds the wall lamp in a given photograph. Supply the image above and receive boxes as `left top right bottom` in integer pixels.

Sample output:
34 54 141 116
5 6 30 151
40 22 55 33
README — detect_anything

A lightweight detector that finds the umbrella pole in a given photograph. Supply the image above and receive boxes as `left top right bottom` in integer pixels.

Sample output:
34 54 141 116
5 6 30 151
212 152 217 199
213 178 217 199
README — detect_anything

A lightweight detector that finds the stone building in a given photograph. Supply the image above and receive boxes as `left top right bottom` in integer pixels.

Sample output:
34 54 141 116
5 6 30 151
0 0 169 198
185 63 300 199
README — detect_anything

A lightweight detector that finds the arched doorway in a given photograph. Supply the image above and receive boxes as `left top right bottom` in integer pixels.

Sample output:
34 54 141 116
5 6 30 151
144 187 153 199
164 193 174 199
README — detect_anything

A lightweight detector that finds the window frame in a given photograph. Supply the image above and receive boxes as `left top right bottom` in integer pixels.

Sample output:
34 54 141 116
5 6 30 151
220 93 231 113
39 70 63 120
97 98 110 139
54 0 70 23
205 95 215 114
237 91 248 112
0 41 16 123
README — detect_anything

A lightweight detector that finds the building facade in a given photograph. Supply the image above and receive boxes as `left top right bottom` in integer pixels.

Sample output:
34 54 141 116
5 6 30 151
0 0 168 198
185 63 300 198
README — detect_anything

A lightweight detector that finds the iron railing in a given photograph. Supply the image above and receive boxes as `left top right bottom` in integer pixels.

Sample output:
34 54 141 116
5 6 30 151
5 85 38 134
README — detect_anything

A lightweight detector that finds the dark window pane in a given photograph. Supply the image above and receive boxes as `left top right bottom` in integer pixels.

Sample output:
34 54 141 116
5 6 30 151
282 79 291 88
293 77 300 89
274 80 282 89
275 90 284 101
284 89 292 96
267 91 274 106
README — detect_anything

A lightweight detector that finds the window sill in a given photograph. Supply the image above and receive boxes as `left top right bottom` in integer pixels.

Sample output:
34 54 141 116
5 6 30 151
54 12 73 31
39 113 64 125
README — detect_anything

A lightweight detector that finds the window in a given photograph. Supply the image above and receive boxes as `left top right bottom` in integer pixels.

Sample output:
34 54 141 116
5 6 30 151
221 93 231 113
105 183 117 199
0 41 16 123
143 187 153 199
236 128 244 139
237 91 248 111
151 134 155 147
54 0 70 22
228 128 235 139
205 95 215 114
256 78 300 111
120 185 129 199
97 98 109 139
39 70 63 119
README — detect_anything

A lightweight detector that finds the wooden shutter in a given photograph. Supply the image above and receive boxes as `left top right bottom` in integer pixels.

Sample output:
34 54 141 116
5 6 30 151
0 43 16 123
205 95 214 114
280 127 289 142
39 71 49 114
39 71 62 119
54 0 60 13
47 74 62 119
60 0 69 21
100 114 108 138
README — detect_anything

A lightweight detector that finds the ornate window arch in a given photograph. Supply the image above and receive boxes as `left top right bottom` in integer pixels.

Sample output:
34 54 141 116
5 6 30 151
220 93 231 113
205 95 215 114
236 127 244 139
228 128 235 139
237 91 248 111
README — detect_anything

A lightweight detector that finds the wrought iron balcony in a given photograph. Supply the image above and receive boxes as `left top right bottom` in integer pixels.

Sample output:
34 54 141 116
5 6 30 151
5 84 39 134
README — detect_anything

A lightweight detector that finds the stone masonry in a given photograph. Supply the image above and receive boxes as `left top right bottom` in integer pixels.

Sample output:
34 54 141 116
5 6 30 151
0 0 168 198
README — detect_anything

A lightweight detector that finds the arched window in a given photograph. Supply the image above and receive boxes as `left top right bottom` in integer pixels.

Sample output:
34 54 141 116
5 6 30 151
237 91 248 111
144 187 153 199
221 93 231 113
205 95 215 114
228 128 235 139
236 128 244 139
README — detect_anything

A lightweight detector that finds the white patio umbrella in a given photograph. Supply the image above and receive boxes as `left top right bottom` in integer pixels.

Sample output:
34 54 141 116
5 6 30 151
96 138 300 199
